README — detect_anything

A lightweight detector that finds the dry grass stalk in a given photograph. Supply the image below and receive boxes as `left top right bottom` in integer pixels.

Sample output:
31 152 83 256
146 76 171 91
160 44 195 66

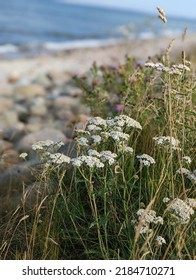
157 6 167 23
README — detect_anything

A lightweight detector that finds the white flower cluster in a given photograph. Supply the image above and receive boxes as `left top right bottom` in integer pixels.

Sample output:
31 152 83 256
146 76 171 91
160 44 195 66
167 198 194 225
136 209 163 234
73 115 142 169
71 156 104 168
77 137 89 146
87 116 107 127
156 236 166 246
99 150 117 165
106 115 142 130
109 131 129 142
32 140 54 151
19 152 28 159
187 198 196 209
75 115 142 148
182 156 192 164
176 168 196 184
32 140 64 151
153 136 180 150
47 153 71 165
145 62 190 75
86 149 117 166
120 146 134 153
163 197 170 203
136 154 155 166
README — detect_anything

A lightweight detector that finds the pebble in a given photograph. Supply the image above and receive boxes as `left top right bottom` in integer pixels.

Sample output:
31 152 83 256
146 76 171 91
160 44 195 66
0 69 86 212
17 127 67 151
14 84 45 99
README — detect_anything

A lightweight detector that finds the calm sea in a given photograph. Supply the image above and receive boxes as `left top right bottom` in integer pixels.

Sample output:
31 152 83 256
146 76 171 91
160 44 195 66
0 0 195 57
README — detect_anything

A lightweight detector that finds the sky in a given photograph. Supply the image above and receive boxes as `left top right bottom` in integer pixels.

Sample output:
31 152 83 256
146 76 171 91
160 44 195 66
62 0 196 19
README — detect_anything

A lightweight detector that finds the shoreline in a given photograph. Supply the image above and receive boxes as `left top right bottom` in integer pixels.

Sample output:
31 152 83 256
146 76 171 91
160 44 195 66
0 34 196 83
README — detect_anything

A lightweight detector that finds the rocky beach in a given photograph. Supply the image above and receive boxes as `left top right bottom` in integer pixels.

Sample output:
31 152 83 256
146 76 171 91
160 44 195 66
0 34 196 213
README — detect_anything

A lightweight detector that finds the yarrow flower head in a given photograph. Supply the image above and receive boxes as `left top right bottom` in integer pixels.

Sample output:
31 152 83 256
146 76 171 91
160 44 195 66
77 137 89 146
182 156 191 164
99 150 117 165
167 198 194 225
153 136 180 150
156 236 166 246
87 117 107 127
91 135 102 144
187 198 196 209
47 153 71 165
32 140 54 151
19 153 28 159
135 208 163 234
107 115 142 130
71 156 104 168
163 197 170 203
136 154 155 166
176 168 196 184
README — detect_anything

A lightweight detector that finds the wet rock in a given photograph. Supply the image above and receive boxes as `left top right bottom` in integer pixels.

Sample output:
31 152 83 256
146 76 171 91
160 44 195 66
56 110 75 121
2 124 25 142
0 97 14 114
17 128 66 151
0 160 37 195
0 139 13 153
53 96 80 114
0 110 19 127
61 84 82 97
14 104 29 122
8 71 20 84
29 97 48 116
0 149 21 172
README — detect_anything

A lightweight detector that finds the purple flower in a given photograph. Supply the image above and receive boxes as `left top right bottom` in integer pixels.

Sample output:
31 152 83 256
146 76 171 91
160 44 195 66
115 104 122 112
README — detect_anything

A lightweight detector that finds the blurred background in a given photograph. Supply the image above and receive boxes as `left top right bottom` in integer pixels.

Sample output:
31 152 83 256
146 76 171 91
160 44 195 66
0 0 196 58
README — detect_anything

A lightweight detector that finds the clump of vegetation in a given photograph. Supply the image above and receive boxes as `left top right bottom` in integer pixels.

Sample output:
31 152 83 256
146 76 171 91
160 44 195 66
0 8 195 260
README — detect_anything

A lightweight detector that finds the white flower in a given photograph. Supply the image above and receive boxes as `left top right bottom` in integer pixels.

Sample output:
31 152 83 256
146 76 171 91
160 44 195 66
163 197 170 203
136 154 155 166
91 135 102 144
71 158 83 167
77 137 89 146
107 115 142 130
119 146 134 153
168 198 194 224
172 64 190 71
48 153 71 165
182 156 191 164
87 149 101 157
109 131 129 142
176 168 196 183
19 153 28 159
153 136 180 150
32 140 54 150
187 198 196 209
55 141 64 148
136 208 163 234
87 117 107 127
156 236 166 246
87 124 102 131
100 150 117 165
71 156 104 168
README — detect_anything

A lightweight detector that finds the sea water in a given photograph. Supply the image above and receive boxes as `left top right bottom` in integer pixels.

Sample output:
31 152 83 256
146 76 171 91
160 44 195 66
0 0 195 58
